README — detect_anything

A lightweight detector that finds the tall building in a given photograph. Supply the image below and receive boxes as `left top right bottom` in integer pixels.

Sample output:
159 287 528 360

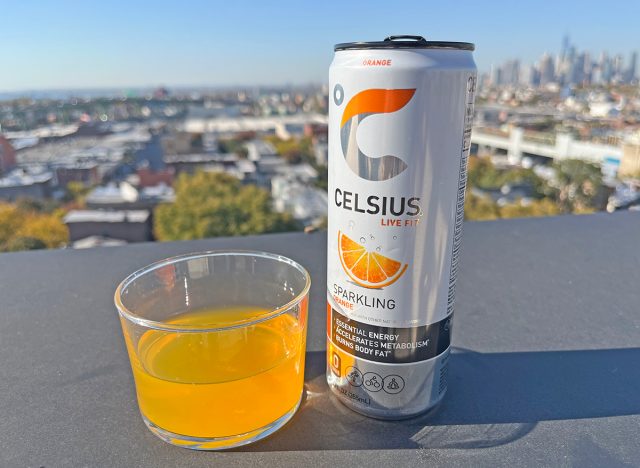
600 52 613 83
539 53 555 86
591 66 603 85
613 54 624 81
583 52 592 84
0 135 17 174
489 64 502 87
519 64 538 87
569 53 586 85
560 34 570 61
626 51 637 83
502 59 520 86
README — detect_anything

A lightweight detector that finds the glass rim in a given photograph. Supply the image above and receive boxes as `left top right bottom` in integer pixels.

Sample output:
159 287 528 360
114 250 311 333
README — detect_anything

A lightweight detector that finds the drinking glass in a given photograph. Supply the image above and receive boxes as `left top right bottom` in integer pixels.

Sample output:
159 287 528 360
114 251 310 450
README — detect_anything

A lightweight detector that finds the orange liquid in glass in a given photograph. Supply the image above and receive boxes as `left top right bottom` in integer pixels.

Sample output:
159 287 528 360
123 306 306 438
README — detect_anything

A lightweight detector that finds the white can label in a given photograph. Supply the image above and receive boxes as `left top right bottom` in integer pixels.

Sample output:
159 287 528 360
327 49 476 415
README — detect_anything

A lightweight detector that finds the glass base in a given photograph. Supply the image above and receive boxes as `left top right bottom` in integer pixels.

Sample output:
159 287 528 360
141 396 302 451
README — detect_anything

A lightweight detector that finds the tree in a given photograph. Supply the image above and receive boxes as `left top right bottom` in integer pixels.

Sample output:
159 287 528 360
154 171 300 241
4 236 47 252
218 138 249 158
464 192 500 221
551 159 604 213
467 156 503 189
15 196 62 214
16 213 69 248
464 189 561 221
0 203 21 246
467 156 550 198
266 136 314 164
65 181 91 204
499 198 560 219
0 202 69 252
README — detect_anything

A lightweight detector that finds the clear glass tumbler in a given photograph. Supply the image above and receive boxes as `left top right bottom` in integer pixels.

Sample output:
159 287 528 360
114 251 310 450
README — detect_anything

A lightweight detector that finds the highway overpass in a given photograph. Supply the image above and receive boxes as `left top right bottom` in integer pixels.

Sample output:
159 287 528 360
471 127 622 164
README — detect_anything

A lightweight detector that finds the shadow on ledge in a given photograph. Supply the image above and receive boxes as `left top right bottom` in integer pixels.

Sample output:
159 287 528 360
246 347 640 451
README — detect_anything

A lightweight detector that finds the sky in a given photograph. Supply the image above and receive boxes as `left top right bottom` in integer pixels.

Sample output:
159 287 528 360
1 0 639 92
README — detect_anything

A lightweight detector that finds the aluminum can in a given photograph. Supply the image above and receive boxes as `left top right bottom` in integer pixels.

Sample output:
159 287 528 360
326 35 476 419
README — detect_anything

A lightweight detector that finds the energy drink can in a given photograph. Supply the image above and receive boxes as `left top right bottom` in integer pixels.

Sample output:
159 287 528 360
326 35 476 419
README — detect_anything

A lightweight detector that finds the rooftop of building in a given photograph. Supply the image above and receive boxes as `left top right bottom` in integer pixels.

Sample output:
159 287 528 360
0 168 52 187
1 213 639 465
63 209 150 224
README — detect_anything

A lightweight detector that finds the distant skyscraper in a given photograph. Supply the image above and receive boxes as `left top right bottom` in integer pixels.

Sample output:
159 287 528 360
601 52 613 83
591 66 603 85
482 36 631 88
613 54 625 81
560 34 570 60
627 51 637 82
502 59 520 86
519 64 534 86
490 64 502 87
583 52 592 84
539 53 555 86
569 53 586 85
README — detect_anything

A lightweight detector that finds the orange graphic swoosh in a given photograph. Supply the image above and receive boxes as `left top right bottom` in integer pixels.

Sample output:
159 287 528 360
340 89 416 127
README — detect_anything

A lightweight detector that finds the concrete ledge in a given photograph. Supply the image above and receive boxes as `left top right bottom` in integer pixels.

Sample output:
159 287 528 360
1 212 639 467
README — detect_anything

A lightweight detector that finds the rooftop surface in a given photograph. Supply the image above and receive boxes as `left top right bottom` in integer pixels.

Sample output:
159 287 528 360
1 213 639 467
63 209 150 223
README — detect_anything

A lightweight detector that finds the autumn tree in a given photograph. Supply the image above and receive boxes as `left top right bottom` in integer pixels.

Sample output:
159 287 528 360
0 201 69 252
0 203 22 246
4 236 47 252
16 212 69 248
463 192 500 221
265 136 314 164
65 181 91 205
154 171 300 240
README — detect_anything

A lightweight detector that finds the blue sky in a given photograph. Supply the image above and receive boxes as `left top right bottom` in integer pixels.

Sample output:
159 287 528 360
1 0 639 91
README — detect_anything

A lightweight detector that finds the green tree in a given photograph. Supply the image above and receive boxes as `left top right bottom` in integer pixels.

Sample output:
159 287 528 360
463 192 500 221
314 164 328 191
551 159 604 213
467 156 550 198
154 171 300 240
467 156 504 189
218 138 249 158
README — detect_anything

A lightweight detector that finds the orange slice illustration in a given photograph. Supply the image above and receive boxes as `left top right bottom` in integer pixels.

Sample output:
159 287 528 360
338 231 408 289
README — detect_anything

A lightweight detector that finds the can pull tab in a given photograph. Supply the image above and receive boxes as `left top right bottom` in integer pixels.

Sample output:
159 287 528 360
384 35 427 43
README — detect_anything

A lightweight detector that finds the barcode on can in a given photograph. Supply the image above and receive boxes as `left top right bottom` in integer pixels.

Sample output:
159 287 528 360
446 75 476 316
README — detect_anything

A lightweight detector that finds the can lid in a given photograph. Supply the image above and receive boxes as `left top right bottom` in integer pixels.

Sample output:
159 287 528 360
334 35 474 52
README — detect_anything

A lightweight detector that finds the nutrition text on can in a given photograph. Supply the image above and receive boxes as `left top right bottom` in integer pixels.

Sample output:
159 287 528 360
326 35 477 419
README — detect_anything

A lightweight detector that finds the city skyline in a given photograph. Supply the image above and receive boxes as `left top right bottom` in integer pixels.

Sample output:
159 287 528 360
2 0 640 92
487 35 638 88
